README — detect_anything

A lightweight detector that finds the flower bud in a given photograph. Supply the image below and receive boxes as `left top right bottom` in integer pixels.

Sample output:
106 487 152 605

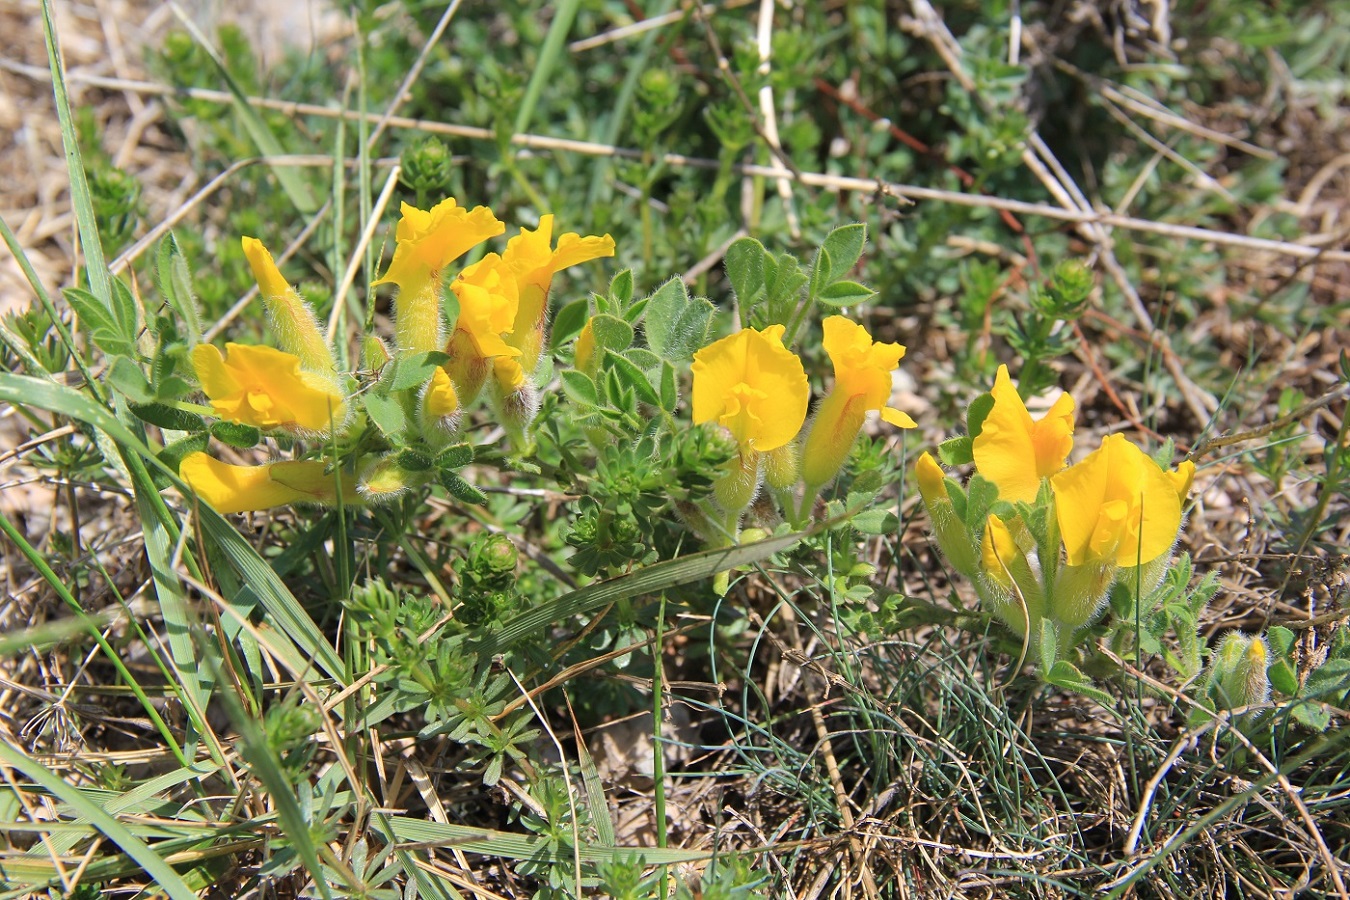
242 237 337 380
420 367 460 438
1209 632 1270 711
979 513 1045 636
915 452 977 579
358 456 429 503
574 318 597 376
714 450 761 520
764 442 800 491
1050 559 1117 629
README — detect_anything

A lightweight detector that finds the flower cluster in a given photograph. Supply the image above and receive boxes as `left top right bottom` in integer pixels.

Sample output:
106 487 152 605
179 198 613 514
917 365 1194 645
689 315 915 535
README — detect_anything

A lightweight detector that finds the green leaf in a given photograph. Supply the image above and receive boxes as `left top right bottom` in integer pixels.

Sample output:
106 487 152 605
819 223 867 283
130 402 205 432
470 528 807 659
111 275 141 339
65 287 133 356
1039 618 1059 672
156 233 202 344
396 448 434 471
609 268 635 305
938 435 974 466
1269 660 1299 697
388 351 449 392
440 470 488 506
1266 624 1296 659
589 314 634 354
378 816 706 866
808 245 832 302
725 236 767 307
551 297 589 349
560 369 599 406
364 393 408 437
851 508 897 535
817 280 876 308
436 443 474 469
1289 700 1330 732
967 392 996 439
210 421 262 449
108 355 154 403
659 360 678 412
1045 660 1114 705
605 349 661 407
642 277 714 362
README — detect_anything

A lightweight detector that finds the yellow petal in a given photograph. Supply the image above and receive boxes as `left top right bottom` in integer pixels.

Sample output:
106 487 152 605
423 367 459 420
881 407 917 428
1169 459 1196 501
192 343 344 432
180 452 355 514
1052 434 1182 567
374 198 504 289
981 514 1018 590
451 253 521 359
821 316 908 414
691 326 808 452
972 365 1075 503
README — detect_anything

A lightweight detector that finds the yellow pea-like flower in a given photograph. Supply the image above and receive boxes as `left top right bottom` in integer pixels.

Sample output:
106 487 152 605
241 237 336 380
1051 433 1183 568
422 367 460 422
374 198 505 355
691 325 808 453
502 215 615 371
192 342 344 433
972 364 1075 503
450 253 522 361
800 317 916 490
180 452 357 514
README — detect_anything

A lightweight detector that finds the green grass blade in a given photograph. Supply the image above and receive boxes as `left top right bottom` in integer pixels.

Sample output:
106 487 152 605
0 374 347 685
0 742 200 900
514 0 583 136
210 663 337 900
39 0 112 308
470 529 807 658
168 3 319 215
380 816 708 865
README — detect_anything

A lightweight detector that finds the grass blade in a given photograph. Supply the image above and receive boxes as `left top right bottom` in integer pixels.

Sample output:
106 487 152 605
168 3 319 215
0 742 200 900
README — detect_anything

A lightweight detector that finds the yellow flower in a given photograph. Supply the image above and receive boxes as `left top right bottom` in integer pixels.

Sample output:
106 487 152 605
979 513 1045 635
374 199 505 290
1169 459 1196 501
180 452 357 514
691 325 808 453
241 237 336 378
915 452 977 579
449 253 521 361
981 513 1020 593
972 364 1075 504
192 343 344 432
573 317 597 375
374 199 505 355
800 317 915 489
502 215 615 370
422 367 459 421
1051 433 1183 568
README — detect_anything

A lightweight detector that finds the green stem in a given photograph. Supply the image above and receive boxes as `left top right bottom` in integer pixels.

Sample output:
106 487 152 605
652 591 669 899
